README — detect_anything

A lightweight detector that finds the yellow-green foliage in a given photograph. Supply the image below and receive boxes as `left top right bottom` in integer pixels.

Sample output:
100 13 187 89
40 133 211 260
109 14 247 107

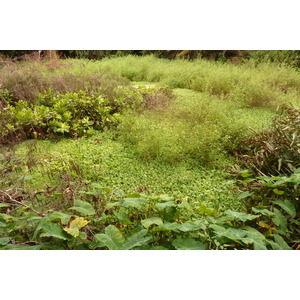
119 88 275 163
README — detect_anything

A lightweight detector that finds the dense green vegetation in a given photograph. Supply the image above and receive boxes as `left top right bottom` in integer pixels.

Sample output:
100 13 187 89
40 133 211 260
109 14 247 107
1 54 300 249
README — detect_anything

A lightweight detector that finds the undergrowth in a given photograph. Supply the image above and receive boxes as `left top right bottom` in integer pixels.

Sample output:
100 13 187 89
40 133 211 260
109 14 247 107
0 168 299 250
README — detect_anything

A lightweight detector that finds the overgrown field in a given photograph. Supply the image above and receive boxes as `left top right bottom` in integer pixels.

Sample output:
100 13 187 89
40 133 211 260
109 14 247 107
1 56 300 249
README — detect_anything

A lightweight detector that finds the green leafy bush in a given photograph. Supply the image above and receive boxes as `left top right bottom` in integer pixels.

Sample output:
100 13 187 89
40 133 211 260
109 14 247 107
0 86 174 143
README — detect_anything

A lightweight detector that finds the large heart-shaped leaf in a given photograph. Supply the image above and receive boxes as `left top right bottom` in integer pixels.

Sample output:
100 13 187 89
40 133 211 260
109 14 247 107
152 222 181 232
95 225 125 250
243 226 267 250
69 200 95 216
63 217 90 237
172 238 206 250
225 210 259 222
122 198 146 209
141 217 163 229
40 223 72 240
210 225 248 241
121 230 151 250
156 201 176 210
49 211 72 225
177 222 203 232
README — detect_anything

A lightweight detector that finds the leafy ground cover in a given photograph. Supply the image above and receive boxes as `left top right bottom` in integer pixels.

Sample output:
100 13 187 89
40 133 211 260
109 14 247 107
1 56 300 249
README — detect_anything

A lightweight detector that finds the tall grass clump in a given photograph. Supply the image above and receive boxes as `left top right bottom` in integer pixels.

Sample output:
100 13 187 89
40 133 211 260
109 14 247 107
65 56 300 109
118 90 259 163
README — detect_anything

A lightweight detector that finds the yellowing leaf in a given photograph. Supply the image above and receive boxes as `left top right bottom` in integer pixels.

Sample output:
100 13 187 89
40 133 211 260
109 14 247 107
257 221 277 231
63 217 90 237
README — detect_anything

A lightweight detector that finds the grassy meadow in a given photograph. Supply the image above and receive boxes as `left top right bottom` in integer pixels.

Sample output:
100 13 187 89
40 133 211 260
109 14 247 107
1 55 300 249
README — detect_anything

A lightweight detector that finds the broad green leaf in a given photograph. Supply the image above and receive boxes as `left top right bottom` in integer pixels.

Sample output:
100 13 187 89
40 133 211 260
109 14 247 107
0 237 10 245
177 222 203 232
63 217 90 237
49 211 72 225
252 207 274 216
267 240 282 250
237 191 253 200
94 225 125 250
69 200 95 216
210 225 248 241
40 223 72 240
207 216 225 224
273 234 291 250
152 222 181 232
253 241 267 250
273 200 296 218
141 217 163 229
121 230 152 250
225 210 259 222
156 201 176 210
113 212 132 223
122 198 146 209
172 238 206 250
106 202 121 209
272 208 287 233
0 203 10 208
244 226 267 250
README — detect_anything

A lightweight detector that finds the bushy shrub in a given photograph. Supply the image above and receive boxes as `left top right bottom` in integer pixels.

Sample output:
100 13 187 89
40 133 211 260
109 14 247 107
235 106 300 176
0 86 176 143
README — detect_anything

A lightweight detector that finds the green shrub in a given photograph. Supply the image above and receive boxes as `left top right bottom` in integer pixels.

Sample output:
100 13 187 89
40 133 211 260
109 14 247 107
0 86 176 143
